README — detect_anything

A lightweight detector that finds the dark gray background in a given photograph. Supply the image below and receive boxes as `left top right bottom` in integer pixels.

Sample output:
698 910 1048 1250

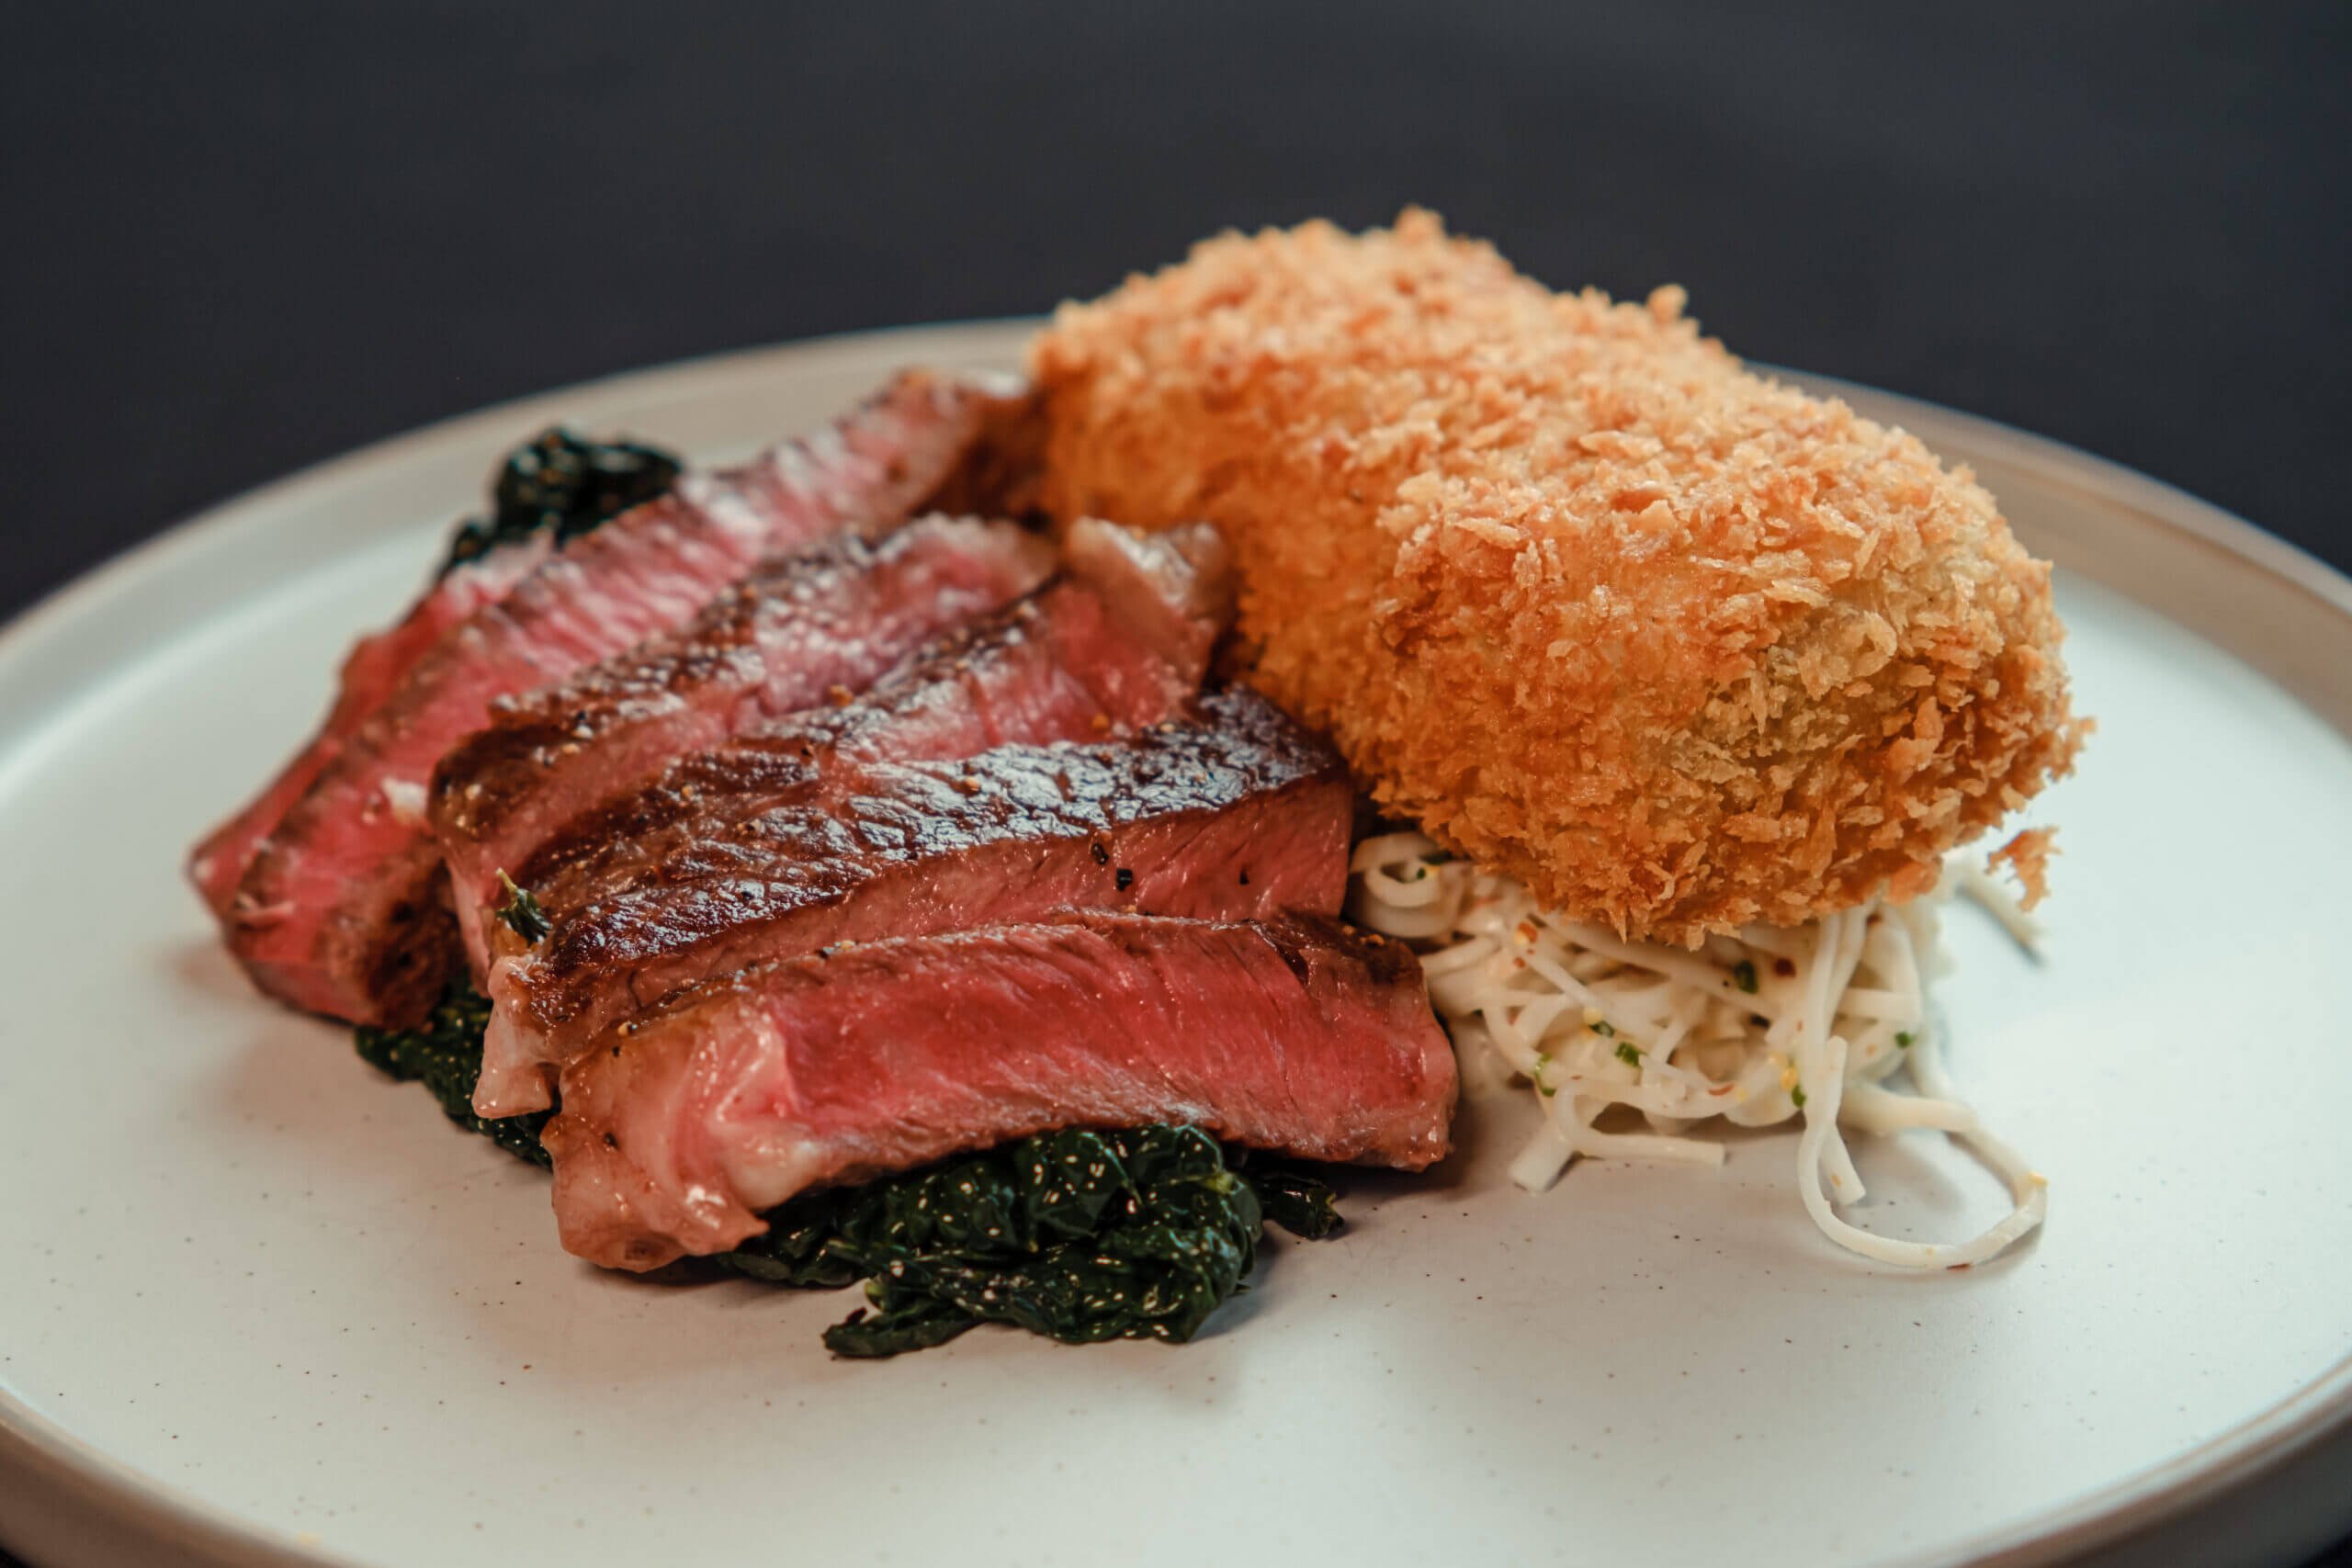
3 1 2349 622
1 3 2346 1565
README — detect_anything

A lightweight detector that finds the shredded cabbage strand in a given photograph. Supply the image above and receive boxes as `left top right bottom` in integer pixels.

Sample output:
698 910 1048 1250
1349 832 2047 1269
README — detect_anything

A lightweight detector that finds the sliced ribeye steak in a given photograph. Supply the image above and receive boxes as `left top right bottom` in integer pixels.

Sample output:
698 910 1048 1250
543 909 1457 1269
480 691 1335 1124
211 370 1030 1027
430 516 1054 975
188 536 552 922
504 518 1234 931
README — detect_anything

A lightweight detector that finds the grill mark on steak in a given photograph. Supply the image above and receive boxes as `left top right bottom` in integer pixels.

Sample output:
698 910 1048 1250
542 909 1457 1270
506 519 1233 934
217 370 1033 1027
429 516 1054 975
477 687 1341 1116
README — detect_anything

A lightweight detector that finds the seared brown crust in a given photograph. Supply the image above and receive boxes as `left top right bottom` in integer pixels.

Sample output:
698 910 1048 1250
508 519 1233 922
427 517 1054 976
217 368 1035 1025
1030 211 2086 942
515 686 1350 1043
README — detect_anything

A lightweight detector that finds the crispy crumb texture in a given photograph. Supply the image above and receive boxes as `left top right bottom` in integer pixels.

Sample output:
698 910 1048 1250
1031 209 2086 942
1989 828 2059 912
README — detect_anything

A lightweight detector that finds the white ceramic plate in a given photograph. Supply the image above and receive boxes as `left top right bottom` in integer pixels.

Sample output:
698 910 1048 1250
3 322 2347 1568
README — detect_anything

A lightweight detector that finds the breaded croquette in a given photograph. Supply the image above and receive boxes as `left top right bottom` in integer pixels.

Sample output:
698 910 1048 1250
1030 211 2085 943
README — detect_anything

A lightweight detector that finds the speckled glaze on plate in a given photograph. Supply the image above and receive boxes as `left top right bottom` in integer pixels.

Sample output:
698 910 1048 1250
1 322 2347 1568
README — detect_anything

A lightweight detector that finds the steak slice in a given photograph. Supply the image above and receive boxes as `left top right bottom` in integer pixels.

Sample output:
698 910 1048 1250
187 536 552 919
507 518 1234 929
543 910 1458 1270
479 686 1342 1116
429 516 1055 975
220 369 1031 1027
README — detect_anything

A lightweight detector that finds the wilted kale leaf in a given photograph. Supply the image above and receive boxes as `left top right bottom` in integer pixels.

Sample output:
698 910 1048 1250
354 985 1340 1357
440 427 681 575
353 981 551 1168
718 1125 1340 1358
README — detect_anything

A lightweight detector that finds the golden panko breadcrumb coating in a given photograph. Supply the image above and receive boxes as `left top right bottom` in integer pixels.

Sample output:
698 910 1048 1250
1030 210 2086 943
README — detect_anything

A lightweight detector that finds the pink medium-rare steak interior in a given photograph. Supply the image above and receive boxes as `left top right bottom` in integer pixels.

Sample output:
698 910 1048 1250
544 909 1459 1269
474 686 1342 1116
470 521 1234 1117
430 516 1055 974
501 519 1234 935
187 535 552 919
213 370 1031 1028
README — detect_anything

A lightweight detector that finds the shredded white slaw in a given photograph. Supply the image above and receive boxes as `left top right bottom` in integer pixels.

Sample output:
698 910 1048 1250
1348 831 2047 1269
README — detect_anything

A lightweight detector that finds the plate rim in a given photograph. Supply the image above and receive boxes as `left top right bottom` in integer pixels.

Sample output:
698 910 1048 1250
1 318 2346 1568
